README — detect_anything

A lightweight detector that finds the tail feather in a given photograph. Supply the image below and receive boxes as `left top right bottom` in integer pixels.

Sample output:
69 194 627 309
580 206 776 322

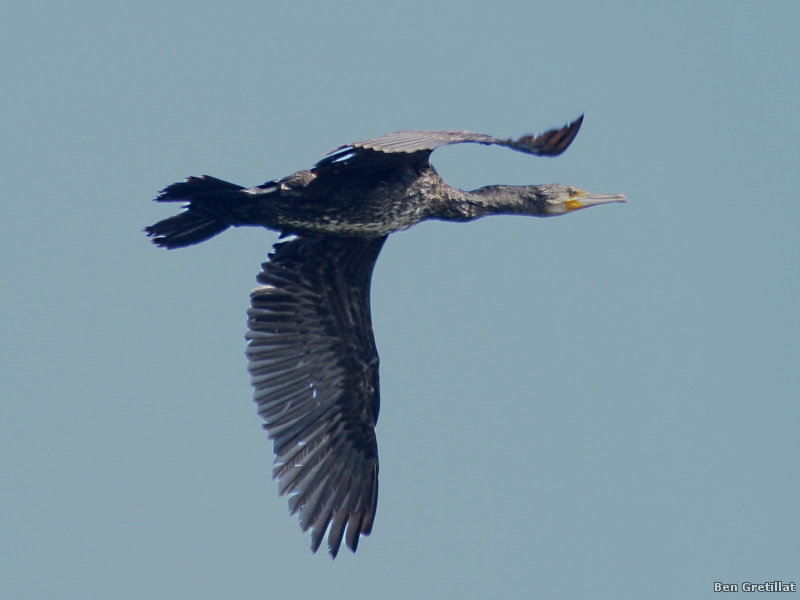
145 211 230 248
146 175 244 249
156 175 244 202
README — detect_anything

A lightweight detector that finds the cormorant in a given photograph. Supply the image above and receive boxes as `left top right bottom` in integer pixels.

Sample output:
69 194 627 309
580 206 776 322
145 115 626 557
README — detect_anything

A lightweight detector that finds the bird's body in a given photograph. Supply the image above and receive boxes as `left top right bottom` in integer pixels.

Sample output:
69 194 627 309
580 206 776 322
146 116 626 557
234 160 449 237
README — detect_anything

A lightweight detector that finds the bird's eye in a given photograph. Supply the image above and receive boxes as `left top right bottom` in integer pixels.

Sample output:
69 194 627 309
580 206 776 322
569 189 577 197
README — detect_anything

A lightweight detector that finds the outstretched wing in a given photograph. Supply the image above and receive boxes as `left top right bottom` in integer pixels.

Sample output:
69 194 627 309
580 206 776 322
245 235 387 557
316 114 584 170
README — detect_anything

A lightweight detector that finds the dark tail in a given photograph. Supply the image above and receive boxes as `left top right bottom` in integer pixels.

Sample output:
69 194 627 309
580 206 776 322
145 176 244 249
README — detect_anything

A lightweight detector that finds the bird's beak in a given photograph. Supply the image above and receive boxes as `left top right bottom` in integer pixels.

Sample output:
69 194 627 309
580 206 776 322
565 191 627 212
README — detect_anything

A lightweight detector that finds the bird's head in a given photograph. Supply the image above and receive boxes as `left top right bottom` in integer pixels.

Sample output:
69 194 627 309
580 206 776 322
450 183 627 221
527 183 627 216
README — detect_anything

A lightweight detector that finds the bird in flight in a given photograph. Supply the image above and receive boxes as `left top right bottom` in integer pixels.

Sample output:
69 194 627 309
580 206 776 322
145 115 626 557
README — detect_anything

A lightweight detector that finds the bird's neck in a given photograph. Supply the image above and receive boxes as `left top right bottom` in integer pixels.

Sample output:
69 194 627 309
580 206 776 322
429 185 534 222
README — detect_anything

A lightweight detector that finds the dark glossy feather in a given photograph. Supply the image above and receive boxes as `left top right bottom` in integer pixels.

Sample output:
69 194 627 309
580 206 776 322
245 236 385 556
145 176 244 248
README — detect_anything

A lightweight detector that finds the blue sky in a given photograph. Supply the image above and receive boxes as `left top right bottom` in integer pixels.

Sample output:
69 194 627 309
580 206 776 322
1 2 798 598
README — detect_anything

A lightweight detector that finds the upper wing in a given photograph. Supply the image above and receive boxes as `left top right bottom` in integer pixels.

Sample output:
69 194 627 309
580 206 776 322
245 235 387 557
315 114 584 170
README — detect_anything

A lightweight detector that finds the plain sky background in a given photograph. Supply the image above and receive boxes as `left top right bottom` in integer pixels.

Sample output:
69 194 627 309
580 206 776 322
2 1 798 599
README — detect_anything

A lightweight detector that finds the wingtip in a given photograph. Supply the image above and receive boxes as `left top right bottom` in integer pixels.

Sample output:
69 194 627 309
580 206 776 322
143 226 170 249
506 114 586 157
543 113 585 157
